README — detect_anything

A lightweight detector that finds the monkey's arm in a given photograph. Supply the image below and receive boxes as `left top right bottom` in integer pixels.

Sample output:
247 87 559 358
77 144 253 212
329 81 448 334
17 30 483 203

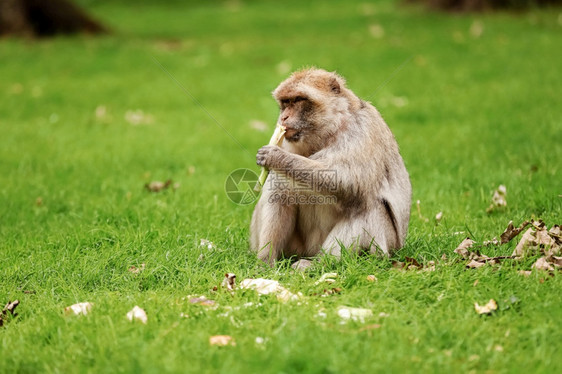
256 145 342 195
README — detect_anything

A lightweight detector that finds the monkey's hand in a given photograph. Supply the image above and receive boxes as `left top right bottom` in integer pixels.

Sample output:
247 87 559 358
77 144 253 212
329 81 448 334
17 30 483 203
256 145 285 168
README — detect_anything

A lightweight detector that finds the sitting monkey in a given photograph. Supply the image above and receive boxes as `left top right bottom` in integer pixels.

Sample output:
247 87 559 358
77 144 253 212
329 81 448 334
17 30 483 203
250 68 411 267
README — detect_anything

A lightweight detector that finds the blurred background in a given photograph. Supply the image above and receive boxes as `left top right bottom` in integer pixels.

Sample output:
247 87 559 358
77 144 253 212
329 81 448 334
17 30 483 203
1 0 560 244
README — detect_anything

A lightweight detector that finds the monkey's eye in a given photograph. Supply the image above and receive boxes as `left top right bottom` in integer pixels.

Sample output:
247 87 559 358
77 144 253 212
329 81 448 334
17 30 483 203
294 96 306 103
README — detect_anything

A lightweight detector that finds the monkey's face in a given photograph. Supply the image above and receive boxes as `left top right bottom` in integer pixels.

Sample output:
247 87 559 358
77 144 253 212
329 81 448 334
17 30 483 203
278 96 316 143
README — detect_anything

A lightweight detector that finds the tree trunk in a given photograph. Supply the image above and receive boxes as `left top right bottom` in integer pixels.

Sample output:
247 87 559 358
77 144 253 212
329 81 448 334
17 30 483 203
0 0 107 38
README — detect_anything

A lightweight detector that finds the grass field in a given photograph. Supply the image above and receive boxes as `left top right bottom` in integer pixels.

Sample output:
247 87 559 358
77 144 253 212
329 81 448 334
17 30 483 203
1 0 561 372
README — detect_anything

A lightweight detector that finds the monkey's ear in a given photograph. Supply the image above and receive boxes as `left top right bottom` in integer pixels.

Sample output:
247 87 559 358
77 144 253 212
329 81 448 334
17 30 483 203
329 78 341 94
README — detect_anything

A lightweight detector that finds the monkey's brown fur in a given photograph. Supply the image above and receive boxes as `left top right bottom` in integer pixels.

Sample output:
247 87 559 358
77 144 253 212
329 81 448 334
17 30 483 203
250 68 411 266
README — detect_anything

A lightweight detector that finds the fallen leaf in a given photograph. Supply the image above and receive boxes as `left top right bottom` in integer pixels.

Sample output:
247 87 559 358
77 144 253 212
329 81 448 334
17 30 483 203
500 220 530 244
221 273 236 291
188 296 217 307
126 306 147 324
145 180 172 192
337 306 373 323
532 257 554 271
405 256 422 269
0 300 20 327
550 256 562 267
378 312 390 318
454 238 475 258
517 270 532 277
474 299 497 315
64 302 93 316
486 184 507 213
366 275 377 282
467 259 487 269
209 335 236 347
549 225 561 240
314 272 338 285
512 221 560 257
239 278 302 302
128 263 146 274
316 288 342 297
435 211 443 223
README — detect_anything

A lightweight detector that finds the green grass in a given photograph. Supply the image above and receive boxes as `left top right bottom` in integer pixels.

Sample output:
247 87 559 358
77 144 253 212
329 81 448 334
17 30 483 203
1 0 561 372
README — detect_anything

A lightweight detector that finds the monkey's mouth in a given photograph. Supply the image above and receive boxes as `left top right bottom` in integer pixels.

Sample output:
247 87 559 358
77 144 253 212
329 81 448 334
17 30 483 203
284 127 302 142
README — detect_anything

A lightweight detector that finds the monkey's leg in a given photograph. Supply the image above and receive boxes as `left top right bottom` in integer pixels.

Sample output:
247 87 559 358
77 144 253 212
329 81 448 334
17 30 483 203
254 200 297 266
321 204 399 258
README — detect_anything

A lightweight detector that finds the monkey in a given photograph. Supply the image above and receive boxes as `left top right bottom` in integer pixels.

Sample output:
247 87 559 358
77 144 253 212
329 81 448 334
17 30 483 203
250 68 411 268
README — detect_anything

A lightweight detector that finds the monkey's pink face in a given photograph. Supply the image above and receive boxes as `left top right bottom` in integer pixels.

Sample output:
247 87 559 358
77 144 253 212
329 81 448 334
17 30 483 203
278 96 315 142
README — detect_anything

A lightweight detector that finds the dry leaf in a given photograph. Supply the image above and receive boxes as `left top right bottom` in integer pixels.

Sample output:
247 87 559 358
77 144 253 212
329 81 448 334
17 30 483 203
366 275 377 282
435 211 443 223
454 238 475 258
221 273 236 291
337 306 373 323
467 259 487 269
474 299 497 315
128 263 145 274
550 256 562 267
145 179 172 192
209 335 236 347
532 257 554 271
188 296 217 307
64 302 93 316
0 300 20 327
500 220 530 244
239 278 302 302
517 270 532 277
314 272 338 285
314 287 342 297
512 222 560 257
486 185 507 213
126 306 147 324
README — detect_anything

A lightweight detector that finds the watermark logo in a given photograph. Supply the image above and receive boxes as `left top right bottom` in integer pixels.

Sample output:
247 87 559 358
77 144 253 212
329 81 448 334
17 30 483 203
226 168 339 206
225 168 260 205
